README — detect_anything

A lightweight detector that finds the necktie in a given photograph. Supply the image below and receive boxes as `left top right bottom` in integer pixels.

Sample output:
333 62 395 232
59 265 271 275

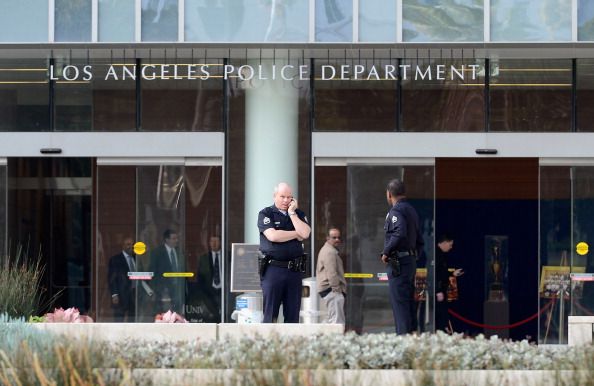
213 252 220 287
170 249 178 271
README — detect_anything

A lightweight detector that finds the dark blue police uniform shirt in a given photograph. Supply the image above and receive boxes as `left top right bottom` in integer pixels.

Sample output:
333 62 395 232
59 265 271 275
258 205 308 260
383 199 424 256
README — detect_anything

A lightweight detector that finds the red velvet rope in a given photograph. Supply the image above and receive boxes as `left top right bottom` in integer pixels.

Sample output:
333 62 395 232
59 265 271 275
447 298 555 330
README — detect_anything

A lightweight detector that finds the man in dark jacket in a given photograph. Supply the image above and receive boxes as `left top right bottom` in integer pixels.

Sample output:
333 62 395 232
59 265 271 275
435 234 464 332
108 237 136 322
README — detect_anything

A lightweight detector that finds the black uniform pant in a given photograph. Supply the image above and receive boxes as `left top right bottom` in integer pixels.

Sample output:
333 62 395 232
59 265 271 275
261 265 302 323
387 255 417 334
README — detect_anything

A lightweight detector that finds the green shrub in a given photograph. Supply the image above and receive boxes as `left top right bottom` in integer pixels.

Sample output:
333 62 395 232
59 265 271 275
0 245 45 319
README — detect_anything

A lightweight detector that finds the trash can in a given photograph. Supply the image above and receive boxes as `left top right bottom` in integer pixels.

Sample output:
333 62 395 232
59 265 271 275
231 292 263 324
299 277 321 323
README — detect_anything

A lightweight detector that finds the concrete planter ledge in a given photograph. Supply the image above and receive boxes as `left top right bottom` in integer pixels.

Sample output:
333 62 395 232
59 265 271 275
29 323 344 342
106 369 591 386
31 323 218 342
217 323 344 340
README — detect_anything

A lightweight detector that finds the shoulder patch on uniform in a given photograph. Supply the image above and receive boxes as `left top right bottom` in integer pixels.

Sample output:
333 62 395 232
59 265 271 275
392 215 398 223
263 217 270 225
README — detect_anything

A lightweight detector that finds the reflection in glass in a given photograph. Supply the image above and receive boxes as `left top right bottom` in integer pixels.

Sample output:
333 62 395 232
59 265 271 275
491 0 571 41
0 166 5 257
539 166 571 344
316 0 353 42
0 0 48 42
55 0 92 42
403 0 483 42
401 59 484 132
8 158 92 316
314 59 397 131
99 0 135 42
142 0 178 41
359 0 396 42
53 61 136 131
571 168 594 320
185 0 308 42
577 60 594 132
96 165 222 322
489 60 571 132
344 165 434 333
141 60 224 131
579 0 594 41
0 60 49 131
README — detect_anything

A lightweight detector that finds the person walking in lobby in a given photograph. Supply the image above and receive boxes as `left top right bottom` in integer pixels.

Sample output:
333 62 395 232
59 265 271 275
316 227 347 324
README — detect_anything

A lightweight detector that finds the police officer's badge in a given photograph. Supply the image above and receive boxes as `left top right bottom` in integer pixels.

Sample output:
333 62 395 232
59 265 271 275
392 216 398 223
263 217 270 225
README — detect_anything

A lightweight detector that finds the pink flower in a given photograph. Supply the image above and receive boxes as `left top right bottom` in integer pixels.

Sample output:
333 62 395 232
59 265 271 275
43 307 94 323
155 310 188 323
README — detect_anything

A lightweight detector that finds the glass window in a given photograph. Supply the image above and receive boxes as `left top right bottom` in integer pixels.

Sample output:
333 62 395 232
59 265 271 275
55 0 92 42
359 0 396 42
577 59 594 132
570 167 594 326
316 0 353 42
491 0 571 41
0 164 5 257
314 59 397 131
53 59 136 131
96 164 223 322
0 60 49 131
140 59 224 131
579 0 594 41
8 158 92 315
142 0 178 41
99 0 135 42
489 59 572 132
401 59 485 132
403 0 483 42
0 0 48 42
185 0 308 42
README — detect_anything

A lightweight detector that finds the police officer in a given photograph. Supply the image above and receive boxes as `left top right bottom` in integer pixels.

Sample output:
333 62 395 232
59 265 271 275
258 182 311 323
381 179 424 334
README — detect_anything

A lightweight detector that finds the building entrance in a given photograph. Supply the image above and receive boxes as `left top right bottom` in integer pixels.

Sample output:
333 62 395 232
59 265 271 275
435 158 539 341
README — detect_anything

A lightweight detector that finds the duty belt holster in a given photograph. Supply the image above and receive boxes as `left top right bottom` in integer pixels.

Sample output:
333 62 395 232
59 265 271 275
288 254 307 273
257 254 270 279
388 253 401 277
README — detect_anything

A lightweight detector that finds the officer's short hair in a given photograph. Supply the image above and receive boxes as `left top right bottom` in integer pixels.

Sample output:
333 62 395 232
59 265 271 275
386 179 406 197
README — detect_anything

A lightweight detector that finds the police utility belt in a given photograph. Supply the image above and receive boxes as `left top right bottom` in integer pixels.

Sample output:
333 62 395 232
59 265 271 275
258 254 307 277
386 250 416 277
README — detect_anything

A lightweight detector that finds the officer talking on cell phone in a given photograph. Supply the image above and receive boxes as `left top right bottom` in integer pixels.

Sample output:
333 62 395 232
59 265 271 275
381 179 424 335
258 182 311 323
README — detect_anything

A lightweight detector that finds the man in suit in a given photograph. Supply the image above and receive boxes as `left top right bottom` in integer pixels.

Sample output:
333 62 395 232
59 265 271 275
196 235 223 322
108 237 137 322
151 229 186 315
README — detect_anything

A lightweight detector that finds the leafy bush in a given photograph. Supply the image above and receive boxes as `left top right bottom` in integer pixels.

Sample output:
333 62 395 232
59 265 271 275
0 245 45 319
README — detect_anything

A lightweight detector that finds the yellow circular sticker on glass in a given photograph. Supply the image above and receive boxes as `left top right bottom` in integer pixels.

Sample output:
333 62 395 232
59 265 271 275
576 242 589 256
134 242 147 255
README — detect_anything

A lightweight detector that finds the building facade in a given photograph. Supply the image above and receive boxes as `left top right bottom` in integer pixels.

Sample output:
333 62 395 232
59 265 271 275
1 0 594 344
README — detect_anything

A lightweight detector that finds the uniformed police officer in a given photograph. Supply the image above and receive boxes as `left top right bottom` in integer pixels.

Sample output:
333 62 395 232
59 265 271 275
381 179 424 334
258 182 311 323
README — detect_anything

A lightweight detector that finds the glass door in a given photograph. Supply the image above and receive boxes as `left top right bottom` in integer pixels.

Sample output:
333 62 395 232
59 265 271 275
96 160 222 322
314 161 435 333
7 158 92 314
